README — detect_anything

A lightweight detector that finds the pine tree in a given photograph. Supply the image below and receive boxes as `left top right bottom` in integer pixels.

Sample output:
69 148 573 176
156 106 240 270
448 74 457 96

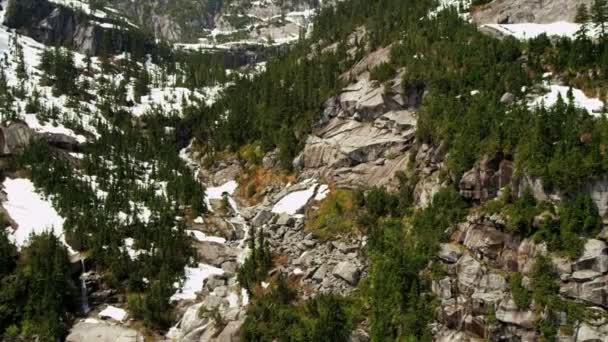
133 66 150 104
592 0 608 40
575 3 591 39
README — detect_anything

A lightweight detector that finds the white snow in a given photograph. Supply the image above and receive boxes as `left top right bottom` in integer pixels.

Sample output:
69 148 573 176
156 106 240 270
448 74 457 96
3 178 73 253
206 181 238 200
227 292 239 308
429 0 472 19
293 268 304 275
98 305 127 322
529 84 605 115
121 238 148 260
271 187 316 215
314 184 330 201
171 263 224 301
483 22 591 40
186 230 226 244
204 180 239 211
131 86 223 117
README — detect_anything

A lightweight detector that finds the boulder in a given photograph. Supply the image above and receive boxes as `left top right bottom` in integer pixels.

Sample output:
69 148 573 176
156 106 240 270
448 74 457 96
456 254 482 291
0 122 32 155
177 303 209 338
213 318 245 342
495 298 539 329
312 264 328 281
196 241 238 267
332 261 361 286
500 92 515 104
571 270 602 282
572 239 608 274
66 321 143 342
560 275 608 307
39 132 83 152
459 157 512 202
275 213 295 227
438 243 462 263
576 322 608 342
251 210 273 227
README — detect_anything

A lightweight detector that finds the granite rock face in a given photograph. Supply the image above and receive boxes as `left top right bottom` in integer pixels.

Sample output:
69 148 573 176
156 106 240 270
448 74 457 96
472 0 592 25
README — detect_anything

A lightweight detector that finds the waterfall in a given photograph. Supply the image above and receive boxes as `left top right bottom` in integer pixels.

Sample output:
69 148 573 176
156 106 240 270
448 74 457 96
80 259 90 314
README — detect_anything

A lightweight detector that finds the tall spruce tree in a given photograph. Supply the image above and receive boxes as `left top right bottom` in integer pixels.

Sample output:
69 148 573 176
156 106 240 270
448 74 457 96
592 0 608 39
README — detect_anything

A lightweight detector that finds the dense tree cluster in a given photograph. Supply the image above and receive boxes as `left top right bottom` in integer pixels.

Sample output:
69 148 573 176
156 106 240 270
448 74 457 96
0 232 76 340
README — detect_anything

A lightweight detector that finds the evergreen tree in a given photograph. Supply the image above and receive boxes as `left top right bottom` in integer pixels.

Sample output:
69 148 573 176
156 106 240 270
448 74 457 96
133 66 150 103
592 0 608 39
575 3 591 39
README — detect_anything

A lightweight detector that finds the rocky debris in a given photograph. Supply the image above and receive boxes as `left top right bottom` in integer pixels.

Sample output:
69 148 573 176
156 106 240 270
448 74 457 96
473 0 592 25
251 209 274 227
66 320 144 342
264 212 367 296
434 211 608 340
332 261 361 286
39 132 83 152
196 241 239 268
459 156 513 202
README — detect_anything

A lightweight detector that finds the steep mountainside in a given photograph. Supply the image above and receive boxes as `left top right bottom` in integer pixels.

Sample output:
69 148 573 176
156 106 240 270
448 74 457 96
2 0 608 341
97 0 322 44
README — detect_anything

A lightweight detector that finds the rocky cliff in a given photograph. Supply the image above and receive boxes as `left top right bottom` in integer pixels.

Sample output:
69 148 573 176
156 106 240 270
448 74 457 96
103 0 322 44
3 0 153 55
473 0 592 24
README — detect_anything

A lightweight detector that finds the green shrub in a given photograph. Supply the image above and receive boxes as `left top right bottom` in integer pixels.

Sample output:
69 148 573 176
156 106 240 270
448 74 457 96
308 190 358 240
369 62 397 83
510 272 531 308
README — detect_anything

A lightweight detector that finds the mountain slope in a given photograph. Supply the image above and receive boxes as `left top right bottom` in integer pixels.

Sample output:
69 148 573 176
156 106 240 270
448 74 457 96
1 0 608 341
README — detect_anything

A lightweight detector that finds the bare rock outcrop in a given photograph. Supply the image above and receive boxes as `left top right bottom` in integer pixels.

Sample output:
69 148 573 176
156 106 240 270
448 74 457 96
434 211 608 340
298 73 420 188
0 122 32 155
472 0 592 25
459 157 513 202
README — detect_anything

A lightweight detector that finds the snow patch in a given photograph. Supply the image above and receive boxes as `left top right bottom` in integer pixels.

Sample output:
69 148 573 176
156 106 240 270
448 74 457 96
271 180 327 215
483 22 592 40
98 305 127 322
171 263 224 301
530 84 605 115
3 178 73 253
186 230 226 244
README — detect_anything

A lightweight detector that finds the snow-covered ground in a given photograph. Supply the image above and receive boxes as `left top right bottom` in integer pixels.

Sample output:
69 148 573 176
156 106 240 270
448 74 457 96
3 178 73 253
98 305 128 322
530 84 605 115
131 85 224 117
186 230 226 244
171 263 225 301
429 0 472 20
204 180 239 211
271 180 328 215
483 22 591 40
